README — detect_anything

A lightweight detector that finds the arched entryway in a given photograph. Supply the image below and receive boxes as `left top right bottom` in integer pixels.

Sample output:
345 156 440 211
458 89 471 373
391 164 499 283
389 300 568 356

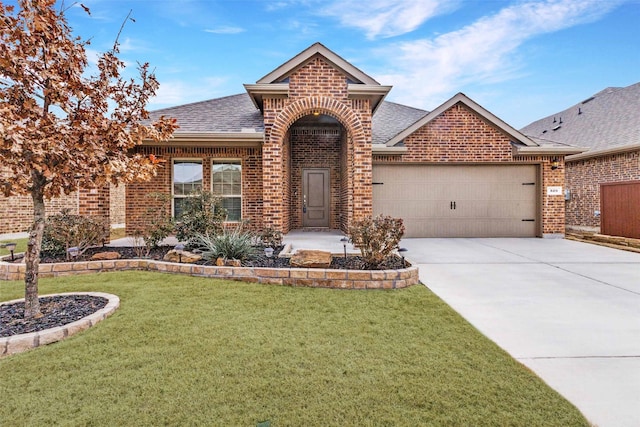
262 96 372 234
286 113 346 230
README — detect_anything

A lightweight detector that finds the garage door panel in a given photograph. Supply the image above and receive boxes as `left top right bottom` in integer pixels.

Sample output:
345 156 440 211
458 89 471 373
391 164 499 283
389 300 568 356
373 165 538 237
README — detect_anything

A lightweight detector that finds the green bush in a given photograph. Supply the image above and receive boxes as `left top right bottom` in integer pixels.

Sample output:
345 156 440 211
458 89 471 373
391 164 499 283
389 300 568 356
42 210 108 260
348 214 405 269
130 193 174 258
194 224 257 263
174 191 227 247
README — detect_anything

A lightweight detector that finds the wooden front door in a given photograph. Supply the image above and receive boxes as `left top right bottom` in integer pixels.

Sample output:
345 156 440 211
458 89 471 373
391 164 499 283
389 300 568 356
303 168 330 227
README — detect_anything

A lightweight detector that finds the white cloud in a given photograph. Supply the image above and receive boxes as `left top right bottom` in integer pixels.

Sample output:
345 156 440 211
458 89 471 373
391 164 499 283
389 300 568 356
374 0 622 109
204 26 245 35
149 77 230 107
321 0 459 39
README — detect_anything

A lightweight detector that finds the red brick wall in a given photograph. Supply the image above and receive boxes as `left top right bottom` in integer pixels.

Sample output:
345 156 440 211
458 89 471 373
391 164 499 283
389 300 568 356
262 56 372 233
401 104 513 162
126 145 263 234
0 192 79 234
373 103 566 235
565 150 640 230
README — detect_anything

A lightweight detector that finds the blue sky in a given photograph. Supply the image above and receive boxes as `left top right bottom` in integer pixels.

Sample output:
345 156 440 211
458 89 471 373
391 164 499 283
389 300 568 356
23 0 640 128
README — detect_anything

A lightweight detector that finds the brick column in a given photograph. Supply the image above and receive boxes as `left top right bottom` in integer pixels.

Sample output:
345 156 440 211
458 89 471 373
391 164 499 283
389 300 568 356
78 184 110 242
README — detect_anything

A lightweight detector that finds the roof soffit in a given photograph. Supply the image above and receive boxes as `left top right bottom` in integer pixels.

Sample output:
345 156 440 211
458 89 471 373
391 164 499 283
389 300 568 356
385 93 538 148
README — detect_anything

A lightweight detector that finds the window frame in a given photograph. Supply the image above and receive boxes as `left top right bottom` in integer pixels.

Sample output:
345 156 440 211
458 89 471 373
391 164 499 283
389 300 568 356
171 158 204 218
211 159 242 222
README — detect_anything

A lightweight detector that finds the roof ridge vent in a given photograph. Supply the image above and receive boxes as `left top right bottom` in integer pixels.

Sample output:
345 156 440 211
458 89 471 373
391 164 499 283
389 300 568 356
581 96 595 104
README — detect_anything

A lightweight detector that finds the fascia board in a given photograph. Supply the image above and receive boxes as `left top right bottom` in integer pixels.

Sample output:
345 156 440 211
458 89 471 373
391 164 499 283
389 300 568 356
348 84 392 113
565 143 640 161
512 145 586 156
143 132 264 147
372 146 408 154
244 83 289 110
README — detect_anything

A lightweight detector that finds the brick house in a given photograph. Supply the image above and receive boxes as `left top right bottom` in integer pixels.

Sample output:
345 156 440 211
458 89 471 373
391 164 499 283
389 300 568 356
0 182 125 235
121 42 579 238
521 83 640 238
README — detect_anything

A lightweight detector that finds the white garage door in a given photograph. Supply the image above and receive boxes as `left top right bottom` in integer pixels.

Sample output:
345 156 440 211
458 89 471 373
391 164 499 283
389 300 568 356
372 165 538 237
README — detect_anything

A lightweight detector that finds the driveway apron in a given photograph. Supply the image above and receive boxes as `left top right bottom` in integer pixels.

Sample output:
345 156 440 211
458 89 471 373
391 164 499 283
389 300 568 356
402 238 640 427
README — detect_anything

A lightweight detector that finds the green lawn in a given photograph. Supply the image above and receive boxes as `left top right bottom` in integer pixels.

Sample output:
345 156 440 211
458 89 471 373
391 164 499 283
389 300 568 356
0 272 588 426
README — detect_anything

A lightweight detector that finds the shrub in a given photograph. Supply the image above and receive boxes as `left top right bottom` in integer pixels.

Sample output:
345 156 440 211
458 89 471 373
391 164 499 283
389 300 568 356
130 193 174 258
194 223 257 263
42 210 108 260
348 215 405 269
174 191 227 247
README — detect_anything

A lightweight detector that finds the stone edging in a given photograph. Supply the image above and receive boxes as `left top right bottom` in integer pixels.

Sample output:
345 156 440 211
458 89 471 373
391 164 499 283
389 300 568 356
0 292 120 358
0 258 420 290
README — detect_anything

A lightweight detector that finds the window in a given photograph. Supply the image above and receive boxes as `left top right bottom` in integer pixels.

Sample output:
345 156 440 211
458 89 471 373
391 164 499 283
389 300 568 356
212 160 241 221
173 160 202 218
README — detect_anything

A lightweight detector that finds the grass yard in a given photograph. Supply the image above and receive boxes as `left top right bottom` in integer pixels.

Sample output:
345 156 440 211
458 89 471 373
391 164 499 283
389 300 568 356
0 272 588 426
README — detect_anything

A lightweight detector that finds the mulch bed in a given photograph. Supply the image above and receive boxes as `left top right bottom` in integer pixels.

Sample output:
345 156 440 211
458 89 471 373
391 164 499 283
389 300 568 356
28 246 408 270
0 295 107 338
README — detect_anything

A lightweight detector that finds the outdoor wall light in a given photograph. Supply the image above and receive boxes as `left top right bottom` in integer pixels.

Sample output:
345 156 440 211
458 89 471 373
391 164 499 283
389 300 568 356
551 158 560 170
4 242 17 261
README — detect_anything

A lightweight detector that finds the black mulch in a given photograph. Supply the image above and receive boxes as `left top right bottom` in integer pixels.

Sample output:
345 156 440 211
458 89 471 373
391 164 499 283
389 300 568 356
27 246 409 270
0 295 108 338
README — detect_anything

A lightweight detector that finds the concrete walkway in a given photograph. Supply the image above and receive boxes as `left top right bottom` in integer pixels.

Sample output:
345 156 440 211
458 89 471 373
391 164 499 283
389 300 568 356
401 238 640 427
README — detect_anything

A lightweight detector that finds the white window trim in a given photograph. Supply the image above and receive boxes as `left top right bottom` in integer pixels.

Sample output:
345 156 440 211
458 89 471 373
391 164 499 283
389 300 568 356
172 158 203 218
211 159 242 222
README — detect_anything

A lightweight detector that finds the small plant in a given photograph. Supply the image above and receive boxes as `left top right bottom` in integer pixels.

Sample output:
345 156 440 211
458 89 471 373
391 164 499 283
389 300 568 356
256 227 283 248
174 191 227 247
130 193 174 258
194 223 257 263
42 210 109 260
348 214 405 269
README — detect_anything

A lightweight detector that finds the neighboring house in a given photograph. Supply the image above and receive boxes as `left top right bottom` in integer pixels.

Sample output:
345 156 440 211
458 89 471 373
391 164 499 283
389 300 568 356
0 181 125 235
119 43 579 238
521 83 640 239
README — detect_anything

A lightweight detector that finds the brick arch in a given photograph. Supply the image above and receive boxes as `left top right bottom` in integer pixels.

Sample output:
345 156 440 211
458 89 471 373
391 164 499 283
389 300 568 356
268 96 365 145
262 96 372 233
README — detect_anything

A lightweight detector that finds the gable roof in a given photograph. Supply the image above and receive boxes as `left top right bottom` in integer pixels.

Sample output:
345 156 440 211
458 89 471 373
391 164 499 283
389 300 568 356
385 93 537 148
245 43 391 114
520 82 640 158
257 42 379 85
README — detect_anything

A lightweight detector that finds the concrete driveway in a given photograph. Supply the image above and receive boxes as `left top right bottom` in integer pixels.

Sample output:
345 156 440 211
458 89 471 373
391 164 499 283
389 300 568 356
401 238 640 427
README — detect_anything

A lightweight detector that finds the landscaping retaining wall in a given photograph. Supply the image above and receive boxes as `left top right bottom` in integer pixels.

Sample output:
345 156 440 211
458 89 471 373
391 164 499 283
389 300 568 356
0 259 419 290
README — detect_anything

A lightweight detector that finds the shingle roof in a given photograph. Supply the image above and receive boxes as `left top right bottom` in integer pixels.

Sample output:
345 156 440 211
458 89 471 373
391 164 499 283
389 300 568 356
520 82 640 152
148 93 428 144
148 93 264 133
371 101 428 145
